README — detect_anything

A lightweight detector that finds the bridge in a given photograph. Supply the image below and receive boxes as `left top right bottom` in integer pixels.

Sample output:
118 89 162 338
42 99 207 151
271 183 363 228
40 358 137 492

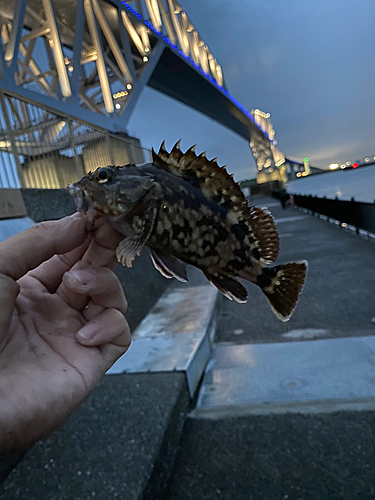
0 0 285 188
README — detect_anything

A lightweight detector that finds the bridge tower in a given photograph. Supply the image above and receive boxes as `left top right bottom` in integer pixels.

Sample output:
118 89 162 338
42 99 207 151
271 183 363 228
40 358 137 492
249 109 287 185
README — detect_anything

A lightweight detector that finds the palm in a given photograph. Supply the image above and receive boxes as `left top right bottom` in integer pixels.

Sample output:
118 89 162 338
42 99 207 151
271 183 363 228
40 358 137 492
0 216 130 451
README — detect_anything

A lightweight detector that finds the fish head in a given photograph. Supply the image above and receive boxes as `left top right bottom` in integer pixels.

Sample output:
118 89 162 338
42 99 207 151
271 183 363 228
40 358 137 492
68 165 156 227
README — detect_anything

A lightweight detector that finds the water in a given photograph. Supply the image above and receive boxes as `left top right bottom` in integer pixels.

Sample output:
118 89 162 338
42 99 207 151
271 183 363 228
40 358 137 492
286 165 375 203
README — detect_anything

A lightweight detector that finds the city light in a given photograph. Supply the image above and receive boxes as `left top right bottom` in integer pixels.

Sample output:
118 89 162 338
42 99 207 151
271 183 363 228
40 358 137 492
340 164 346 169
329 163 339 170
115 103 121 109
143 56 148 62
296 172 302 177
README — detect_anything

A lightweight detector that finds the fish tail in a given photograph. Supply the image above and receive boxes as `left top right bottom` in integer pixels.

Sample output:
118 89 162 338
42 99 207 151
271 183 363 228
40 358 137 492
257 261 308 321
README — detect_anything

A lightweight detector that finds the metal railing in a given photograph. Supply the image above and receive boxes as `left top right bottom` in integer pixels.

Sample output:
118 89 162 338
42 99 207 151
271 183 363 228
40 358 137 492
0 92 151 189
292 194 375 235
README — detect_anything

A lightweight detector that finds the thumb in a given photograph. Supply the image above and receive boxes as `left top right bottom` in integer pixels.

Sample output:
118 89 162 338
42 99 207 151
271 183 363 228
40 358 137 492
0 214 86 281
0 214 86 335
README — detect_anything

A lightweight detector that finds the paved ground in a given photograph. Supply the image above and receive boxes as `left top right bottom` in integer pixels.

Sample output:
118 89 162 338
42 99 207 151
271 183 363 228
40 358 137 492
1 373 190 500
164 411 375 500
216 197 375 344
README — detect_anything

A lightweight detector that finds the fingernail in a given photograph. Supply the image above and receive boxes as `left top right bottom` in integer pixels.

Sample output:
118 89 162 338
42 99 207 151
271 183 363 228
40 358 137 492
77 322 99 341
70 269 96 285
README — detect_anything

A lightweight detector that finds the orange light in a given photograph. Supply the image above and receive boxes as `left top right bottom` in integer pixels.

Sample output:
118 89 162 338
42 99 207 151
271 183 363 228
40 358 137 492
296 172 302 177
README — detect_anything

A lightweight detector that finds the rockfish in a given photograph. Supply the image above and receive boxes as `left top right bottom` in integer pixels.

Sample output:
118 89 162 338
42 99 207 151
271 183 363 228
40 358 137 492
68 141 307 321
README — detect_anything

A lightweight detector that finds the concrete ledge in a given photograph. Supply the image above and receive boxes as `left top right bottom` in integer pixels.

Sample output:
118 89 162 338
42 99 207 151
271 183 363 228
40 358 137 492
108 285 219 396
195 335 375 418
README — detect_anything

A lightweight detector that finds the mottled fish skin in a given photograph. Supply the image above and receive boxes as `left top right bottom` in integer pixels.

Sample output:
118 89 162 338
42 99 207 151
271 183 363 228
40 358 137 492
139 165 260 278
68 141 307 321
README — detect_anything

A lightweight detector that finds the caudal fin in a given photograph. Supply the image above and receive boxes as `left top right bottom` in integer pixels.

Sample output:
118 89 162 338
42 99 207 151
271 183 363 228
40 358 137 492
261 261 307 321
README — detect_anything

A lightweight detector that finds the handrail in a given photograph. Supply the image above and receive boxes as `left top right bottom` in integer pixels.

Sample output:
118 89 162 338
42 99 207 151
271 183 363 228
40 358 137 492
291 194 375 235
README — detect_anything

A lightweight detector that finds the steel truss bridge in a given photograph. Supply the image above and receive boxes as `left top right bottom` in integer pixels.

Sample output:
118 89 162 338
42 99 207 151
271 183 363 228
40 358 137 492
0 0 286 188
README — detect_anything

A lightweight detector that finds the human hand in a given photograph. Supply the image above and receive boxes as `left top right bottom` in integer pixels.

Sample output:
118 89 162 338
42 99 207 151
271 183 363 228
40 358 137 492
0 214 131 452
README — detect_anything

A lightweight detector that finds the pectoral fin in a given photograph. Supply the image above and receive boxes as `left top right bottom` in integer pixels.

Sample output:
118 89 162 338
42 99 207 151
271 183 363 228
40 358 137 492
116 206 157 267
149 248 188 282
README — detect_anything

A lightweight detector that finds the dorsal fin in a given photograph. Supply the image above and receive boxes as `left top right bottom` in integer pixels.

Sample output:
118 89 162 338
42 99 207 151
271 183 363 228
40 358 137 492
153 140 247 214
153 141 279 263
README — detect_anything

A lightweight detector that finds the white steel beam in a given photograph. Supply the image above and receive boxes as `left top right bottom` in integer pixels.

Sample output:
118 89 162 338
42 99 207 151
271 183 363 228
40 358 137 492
157 0 175 44
21 26 51 43
121 10 146 56
92 0 133 83
84 0 114 114
167 0 188 55
117 6 136 80
4 0 27 64
41 0 72 97
145 0 162 30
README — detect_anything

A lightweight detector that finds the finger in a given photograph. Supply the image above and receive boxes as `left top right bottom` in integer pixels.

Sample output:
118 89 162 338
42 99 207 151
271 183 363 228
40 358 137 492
76 308 131 349
0 214 87 281
83 301 105 322
73 223 124 272
60 267 127 313
25 235 93 293
0 274 20 335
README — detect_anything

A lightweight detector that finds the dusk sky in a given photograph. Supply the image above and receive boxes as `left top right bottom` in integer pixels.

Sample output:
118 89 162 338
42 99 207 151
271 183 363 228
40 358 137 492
128 0 375 181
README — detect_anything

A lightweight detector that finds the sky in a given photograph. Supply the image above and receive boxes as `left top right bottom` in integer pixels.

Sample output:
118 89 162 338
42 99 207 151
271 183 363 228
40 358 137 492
128 0 375 181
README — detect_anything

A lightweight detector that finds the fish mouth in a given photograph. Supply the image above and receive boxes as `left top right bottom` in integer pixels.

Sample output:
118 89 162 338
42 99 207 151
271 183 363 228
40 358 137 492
68 184 89 212
67 183 107 231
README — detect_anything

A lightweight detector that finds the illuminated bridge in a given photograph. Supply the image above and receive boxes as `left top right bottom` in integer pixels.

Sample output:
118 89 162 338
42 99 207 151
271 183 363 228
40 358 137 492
0 0 285 188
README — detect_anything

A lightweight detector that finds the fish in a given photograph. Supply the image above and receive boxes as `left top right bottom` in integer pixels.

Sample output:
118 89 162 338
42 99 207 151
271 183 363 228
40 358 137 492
68 141 307 321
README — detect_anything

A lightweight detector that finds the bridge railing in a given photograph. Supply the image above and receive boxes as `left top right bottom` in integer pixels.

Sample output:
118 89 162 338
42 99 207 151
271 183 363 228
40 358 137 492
291 194 375 235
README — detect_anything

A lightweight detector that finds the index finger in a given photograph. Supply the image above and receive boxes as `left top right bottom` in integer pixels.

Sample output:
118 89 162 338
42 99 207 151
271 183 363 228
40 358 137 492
70 222 124 272
0 214 87 281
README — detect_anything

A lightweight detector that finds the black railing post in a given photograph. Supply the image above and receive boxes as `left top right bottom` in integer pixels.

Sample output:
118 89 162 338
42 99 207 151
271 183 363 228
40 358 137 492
351 197 359 234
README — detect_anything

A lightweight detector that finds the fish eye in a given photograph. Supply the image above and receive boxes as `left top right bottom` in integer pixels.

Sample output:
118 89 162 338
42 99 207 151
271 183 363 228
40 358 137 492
97 168 111 183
